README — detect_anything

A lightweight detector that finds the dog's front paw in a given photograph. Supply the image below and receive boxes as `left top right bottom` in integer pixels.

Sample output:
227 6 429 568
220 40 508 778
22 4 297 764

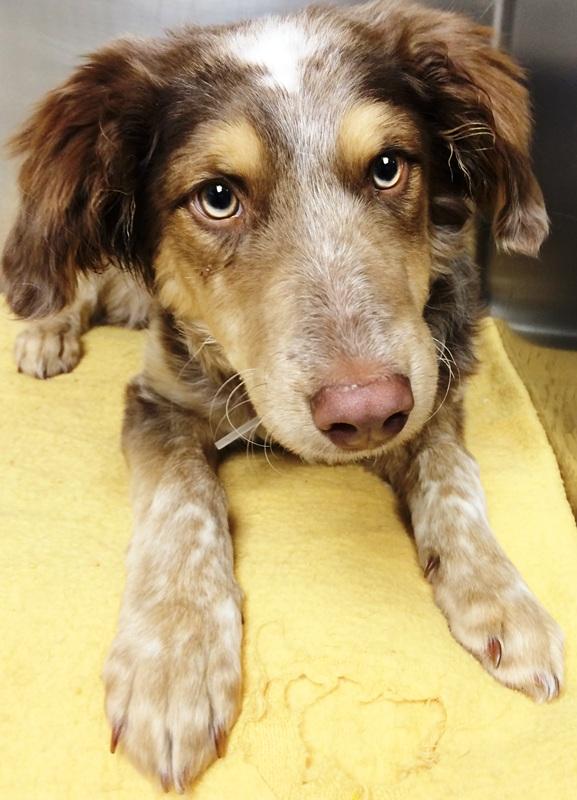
14 324 81 378
103 592 242 792
428 557 564 701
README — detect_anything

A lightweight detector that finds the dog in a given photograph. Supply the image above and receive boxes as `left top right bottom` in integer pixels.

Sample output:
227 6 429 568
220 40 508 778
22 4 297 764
1 0 562 792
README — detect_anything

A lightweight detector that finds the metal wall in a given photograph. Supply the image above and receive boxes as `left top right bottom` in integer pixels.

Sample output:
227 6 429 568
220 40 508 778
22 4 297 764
1 1 573 347
489 0 577 347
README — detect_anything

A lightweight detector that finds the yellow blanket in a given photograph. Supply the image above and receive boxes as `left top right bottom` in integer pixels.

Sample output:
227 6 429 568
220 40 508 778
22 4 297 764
1 306 576 800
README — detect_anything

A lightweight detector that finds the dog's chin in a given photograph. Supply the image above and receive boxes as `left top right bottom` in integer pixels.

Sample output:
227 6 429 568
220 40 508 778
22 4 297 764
311 447 389 466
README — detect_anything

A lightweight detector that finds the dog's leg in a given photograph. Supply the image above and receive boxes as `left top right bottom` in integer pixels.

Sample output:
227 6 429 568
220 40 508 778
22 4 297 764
103 379 242 792
379 402 563 701
13 270 150 379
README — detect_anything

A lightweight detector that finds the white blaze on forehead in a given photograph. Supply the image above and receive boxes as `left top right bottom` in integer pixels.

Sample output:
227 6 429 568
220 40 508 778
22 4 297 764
228 19 321 93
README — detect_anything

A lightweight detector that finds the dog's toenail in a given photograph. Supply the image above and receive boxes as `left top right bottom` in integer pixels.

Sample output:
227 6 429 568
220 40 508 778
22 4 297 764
213 725 227 758
175 771 188 794
535 672 560 700
487 637 502 668
110 723 122 754
424 554 440 579
160 772 171 793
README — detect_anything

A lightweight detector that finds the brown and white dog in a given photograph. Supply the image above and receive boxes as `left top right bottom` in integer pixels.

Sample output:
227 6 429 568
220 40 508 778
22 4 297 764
1 0 562 792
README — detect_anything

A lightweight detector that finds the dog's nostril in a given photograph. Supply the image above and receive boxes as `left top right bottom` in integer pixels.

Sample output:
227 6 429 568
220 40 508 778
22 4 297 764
383 412 409 435
328 422 359 435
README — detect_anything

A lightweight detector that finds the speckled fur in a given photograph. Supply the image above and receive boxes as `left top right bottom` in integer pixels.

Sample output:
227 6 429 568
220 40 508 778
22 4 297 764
1 1 560 791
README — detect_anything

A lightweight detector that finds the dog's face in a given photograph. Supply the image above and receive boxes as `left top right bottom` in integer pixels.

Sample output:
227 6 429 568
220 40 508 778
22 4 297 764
2 2 548 463
157 22 437 463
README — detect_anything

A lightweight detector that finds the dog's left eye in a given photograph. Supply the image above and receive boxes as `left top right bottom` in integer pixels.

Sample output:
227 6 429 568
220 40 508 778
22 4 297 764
371 152 405 190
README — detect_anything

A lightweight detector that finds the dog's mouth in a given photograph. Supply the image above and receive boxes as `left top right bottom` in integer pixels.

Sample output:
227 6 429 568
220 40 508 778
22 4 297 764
213 416 406 465
213 407 411 463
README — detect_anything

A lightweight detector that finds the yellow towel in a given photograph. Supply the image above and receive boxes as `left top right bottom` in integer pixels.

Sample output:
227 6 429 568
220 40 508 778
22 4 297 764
1 304 576 800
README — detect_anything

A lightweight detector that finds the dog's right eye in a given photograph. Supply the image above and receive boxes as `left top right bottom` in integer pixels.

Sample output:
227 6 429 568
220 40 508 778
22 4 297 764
196 181 241 220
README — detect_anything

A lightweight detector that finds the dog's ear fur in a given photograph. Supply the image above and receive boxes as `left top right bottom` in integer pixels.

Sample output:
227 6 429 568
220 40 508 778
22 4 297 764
1 39 162 318
353 1 548 256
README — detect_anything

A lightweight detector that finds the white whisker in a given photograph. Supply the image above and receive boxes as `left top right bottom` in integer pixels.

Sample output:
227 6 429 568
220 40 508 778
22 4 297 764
209 368 258 435
263 430 283 475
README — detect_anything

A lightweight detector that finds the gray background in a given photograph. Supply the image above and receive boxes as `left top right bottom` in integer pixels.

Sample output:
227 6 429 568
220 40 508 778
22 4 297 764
1 1 575 346
489 1 577 346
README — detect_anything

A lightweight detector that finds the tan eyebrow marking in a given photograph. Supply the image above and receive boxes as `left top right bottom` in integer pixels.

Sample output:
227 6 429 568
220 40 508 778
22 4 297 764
338 101 421 170
206 118 264 177
167 117 266 199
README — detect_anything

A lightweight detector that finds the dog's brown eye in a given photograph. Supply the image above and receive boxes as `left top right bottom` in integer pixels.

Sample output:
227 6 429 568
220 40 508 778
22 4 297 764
197 181 240 220
371 152 404 190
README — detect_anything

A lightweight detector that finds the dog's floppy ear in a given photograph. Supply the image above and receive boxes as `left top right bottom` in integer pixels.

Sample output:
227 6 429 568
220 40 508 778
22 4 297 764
353 1 548 256
1 39 162 318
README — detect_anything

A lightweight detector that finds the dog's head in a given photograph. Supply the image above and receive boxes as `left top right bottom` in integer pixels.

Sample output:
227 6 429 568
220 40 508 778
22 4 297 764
2 1 548 463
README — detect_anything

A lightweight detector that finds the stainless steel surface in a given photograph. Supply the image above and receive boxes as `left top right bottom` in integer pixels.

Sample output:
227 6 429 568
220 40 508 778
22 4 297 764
488 0 577 348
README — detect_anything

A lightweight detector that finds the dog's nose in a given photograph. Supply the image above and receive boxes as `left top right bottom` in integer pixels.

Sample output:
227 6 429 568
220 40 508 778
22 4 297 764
310 374 414 451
